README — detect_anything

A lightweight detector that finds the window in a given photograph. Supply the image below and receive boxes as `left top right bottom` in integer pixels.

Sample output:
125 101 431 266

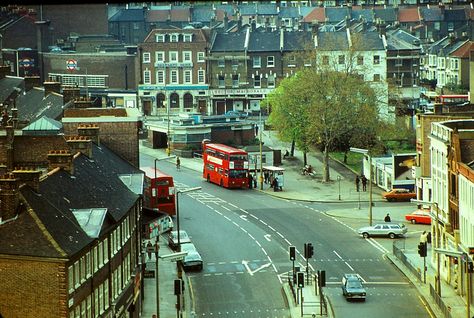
197 52 205 62
156 51 164 63
253 56 261 68
170 34 179 42
357 56 364 65
103 238 108 263
267 56 275 67
183 34 192 42
85 252 91 278
218 75 225 88
169 51 178 63
338 55 345 64
104 279 109 311
267 74 275 88
133 22 140 30
184 70 192 84
232 59 239 70
155 34 165 42
74 261 80 287
157 70 165 84
198 69 205 83
322 55 329 65
373 55 380 65
232 74 239 87
98 242 103 268
68 266 74 292
143 52 150 63
183 51 192 63
254 74 261 88
144 70 151 84
373 74 380 82
218 59 225 68
170 70 178 84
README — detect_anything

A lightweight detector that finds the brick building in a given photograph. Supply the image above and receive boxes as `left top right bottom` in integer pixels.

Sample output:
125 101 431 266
0 122 144 318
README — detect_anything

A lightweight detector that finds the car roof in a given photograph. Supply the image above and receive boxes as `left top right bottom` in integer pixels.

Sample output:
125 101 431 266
181 242 197 252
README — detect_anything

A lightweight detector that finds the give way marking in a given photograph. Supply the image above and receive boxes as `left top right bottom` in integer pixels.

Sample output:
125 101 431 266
242 260 271 276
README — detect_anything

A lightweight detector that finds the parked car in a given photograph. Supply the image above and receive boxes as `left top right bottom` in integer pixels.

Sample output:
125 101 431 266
180 243 203 271
357 223 407 239
168 230 191 250
341 274 366 301
382 188 416 202
405 209 431 225
224 110 249 118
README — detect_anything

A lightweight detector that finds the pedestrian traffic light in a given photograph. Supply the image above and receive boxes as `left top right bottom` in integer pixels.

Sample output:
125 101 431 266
289 246 296 261
418 242 427 257
318 270 326 287
174 279 184 295
297 272 304 288
304 243 314 259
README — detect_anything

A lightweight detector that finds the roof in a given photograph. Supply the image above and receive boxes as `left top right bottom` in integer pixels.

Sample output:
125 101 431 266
279 7 300 19
316 31 349 50
419 7 443 22
15 88 66 123
248 30 281 52
398 7 420 23
191 7 216 23
386 29 421 50
351 9 374 23
325 7 350 23
109 8 144 22
145 10 168 22
283 31 313 51
210 31 247 52
205 143 247 154
450 41 474 58
373 7 397 23
22 116 63 135
237 3 278 16
444 9 467 21
301 7 325 23
0 76 23 104
358 31 385 51
170 7 190 22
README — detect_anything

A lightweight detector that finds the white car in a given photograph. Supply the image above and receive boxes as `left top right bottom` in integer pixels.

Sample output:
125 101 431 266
358 223 407 239
168 230 191 250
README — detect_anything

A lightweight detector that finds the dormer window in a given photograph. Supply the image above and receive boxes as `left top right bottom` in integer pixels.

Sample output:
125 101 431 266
155 34 165 43
183 34 192 42
170 34 179 42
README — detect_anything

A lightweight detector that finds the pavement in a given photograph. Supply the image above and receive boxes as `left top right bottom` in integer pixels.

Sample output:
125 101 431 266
139 123 468 318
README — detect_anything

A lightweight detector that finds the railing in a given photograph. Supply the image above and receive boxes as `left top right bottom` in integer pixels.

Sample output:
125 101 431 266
429 284 453 318
393 240 422 282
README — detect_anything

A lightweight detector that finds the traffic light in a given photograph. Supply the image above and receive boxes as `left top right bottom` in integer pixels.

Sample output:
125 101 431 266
174 279 184 295
289 246 296 261
318 270 326 287
418 242 427 257
297 272 305 288
304 243 314 259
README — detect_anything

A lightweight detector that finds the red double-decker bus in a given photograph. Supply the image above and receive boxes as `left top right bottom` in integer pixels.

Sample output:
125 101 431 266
202 140 249 188
141 166 176 216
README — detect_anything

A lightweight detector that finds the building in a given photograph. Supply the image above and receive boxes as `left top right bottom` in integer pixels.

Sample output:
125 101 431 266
0 120 144 318
138 28 210 116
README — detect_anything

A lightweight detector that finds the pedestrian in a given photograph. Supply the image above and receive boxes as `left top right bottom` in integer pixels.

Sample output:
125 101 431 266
248 173 253 189
384 213 391 222
355 176 360 192
420 231 428 244
146 241 152 259
361 175 367 191
253 174 257 188
272 178 278 192
176 156 181 170
264 171 269 184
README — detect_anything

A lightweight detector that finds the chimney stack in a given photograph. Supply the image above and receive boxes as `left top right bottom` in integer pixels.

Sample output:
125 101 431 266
67 136 93 158
24 76 41 91
13 168 41 192
0 66 10 80
77 124 100 145
43 81 61 97
47 150 74 174
0 173 20 222
62 86 81 104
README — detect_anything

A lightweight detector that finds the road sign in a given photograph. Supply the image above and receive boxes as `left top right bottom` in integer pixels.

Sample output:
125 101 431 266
160 251 188 262
66 59 77 71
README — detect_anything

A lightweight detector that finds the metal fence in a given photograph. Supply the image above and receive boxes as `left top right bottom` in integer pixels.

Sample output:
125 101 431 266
429 284 453 318
393 240 422 282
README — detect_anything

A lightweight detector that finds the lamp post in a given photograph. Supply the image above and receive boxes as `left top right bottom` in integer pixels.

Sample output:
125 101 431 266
259 110 263 190
350 148 373 225
175 186 201 318
337 175 341 200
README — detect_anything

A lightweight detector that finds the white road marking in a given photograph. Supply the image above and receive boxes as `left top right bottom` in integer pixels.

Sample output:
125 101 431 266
240 214 248 221
264 234 271 241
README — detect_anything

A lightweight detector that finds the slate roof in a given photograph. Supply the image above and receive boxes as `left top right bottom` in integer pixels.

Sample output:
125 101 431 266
316 31 350 50
283 31 313 52
191 7 215 22
109 8 145 22
444 9 467 21
358 31 385 51
301 7 325 23
373 7 397 23
386 29 421 51
325 7 350 24
419 7 443 22
211 31 247 52
351 9 374 23
248 30 281 52
237 3 278 16
279 7 300 19
0 76 23 104
398 7 420 23
15 88 67 123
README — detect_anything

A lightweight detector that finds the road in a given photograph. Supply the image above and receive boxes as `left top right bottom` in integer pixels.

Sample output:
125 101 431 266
141 154 431 318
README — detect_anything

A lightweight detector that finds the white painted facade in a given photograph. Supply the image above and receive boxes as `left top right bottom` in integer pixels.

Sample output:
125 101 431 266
459 174 474 249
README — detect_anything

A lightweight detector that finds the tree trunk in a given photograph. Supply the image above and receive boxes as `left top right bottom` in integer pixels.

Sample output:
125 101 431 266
343 151 348 164
290 139 295 157
303 151 307 166
323 145 330 182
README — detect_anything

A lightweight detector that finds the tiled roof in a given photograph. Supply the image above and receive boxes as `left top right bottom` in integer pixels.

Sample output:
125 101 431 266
398 7 420 23
171 7 190 22
0 76 23 104
211 31 247 52
301 7 325 23
145 10 168 22
248 30 281 52
109 8 144 22
419 7 443 22
450 41 474 58
373 8 398 23
325 7 350 23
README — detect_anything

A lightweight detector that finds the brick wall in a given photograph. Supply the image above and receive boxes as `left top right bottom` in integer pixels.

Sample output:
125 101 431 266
210 127 254 146
64 108 128 118
0 257 66 318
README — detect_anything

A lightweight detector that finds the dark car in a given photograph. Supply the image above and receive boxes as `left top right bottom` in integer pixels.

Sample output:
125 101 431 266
342 274 366 301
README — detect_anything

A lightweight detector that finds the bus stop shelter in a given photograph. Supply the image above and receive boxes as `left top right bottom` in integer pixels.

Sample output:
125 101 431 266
263 166 285 191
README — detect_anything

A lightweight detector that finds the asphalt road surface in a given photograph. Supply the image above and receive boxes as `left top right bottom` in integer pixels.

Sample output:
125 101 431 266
140 153 430 318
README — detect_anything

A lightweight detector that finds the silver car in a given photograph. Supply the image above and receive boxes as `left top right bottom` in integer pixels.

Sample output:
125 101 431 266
180 243 203 271
357 223 407 239
168 230 192 250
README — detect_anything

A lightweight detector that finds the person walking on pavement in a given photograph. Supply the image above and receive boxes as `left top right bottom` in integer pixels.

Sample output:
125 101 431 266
146 241 152 259
384 213 391 222
248 173 253 189
420 231 428 244
355 175 360 192
361 175 367 191
176 156 181 171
